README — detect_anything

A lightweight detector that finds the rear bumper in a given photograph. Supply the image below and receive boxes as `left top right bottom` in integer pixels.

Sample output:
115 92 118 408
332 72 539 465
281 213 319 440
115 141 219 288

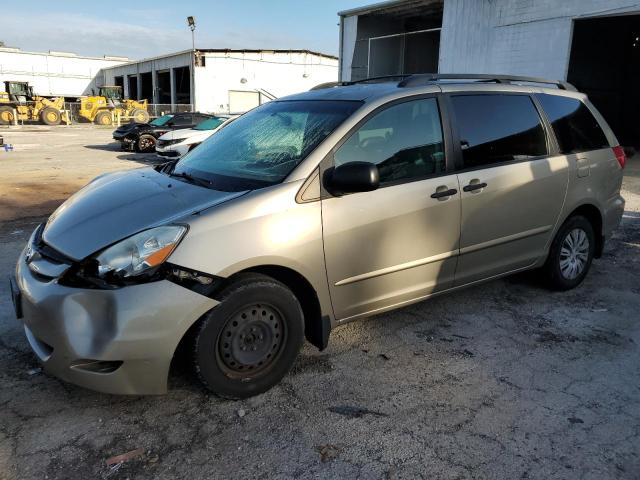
604 194 625 240
14 249 217 395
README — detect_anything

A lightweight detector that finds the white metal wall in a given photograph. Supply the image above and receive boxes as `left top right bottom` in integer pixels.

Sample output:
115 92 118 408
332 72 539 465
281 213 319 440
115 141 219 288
193 51 339 113
0 49 126 97
439 0 640 79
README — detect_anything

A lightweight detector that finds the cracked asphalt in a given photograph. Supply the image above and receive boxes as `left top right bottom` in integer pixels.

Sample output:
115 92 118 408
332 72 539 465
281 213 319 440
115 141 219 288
0 126 639 480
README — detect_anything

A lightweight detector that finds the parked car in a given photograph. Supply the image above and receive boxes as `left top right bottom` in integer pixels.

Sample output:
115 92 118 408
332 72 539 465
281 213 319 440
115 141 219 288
12 74 625 399
112 112 214 153
155 115 235 159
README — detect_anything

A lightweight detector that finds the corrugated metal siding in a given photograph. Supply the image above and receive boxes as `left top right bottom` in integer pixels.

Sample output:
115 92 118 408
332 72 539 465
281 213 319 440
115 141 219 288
439 0 640 79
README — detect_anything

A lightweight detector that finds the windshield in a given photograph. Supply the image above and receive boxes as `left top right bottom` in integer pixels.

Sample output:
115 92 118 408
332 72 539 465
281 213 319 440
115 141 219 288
194 117 227 131
173 100 361 191
150 114 173 126
100 87 122 100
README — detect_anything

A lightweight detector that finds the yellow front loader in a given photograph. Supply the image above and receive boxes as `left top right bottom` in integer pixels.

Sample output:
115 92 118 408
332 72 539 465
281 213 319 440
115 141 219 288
0 81 65 125
78 86 149 125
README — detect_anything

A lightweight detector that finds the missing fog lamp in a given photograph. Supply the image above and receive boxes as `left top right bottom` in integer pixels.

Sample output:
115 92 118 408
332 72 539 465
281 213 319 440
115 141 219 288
95 226 186 278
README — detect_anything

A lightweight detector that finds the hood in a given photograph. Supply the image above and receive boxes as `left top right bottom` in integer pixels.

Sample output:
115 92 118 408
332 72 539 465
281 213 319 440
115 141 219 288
158 128 199 141
114 122 148 134
43 167 247 261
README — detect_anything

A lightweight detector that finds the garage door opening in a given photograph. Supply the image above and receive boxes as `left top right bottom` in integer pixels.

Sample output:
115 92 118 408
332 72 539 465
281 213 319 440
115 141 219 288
568 15 640 147
347 0 443 81
140 72 153 103
156 70 171 104
173 66 191 104
127 75 138 100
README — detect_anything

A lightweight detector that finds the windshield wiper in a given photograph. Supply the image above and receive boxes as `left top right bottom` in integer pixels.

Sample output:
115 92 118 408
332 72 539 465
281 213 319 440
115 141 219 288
169 170 213 188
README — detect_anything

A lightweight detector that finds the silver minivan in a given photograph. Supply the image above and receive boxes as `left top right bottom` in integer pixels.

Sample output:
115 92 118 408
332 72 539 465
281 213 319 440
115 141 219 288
11 74 626 398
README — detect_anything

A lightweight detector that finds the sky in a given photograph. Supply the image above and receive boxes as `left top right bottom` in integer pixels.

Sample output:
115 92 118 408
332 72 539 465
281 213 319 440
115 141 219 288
0 1 369 60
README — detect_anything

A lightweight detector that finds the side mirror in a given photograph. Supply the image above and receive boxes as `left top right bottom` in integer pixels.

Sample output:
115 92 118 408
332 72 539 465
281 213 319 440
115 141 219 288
326 161 380 195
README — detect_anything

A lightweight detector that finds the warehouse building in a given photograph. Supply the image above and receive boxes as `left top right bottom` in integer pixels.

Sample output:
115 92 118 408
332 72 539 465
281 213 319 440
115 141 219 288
101 49 339 114
339 0 640 145
0 47 128 98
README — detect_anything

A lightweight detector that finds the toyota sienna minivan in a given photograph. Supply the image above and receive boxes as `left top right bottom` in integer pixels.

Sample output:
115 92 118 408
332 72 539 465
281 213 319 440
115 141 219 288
11 74 625 398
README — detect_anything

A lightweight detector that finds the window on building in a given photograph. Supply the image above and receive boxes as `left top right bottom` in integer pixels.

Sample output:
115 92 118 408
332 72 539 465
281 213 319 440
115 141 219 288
334 98 445 184
535 94 609 154
450 94 548 168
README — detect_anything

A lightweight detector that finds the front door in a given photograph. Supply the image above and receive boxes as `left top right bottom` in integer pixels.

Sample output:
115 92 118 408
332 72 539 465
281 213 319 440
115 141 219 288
448 93 569 285
321 96 461 321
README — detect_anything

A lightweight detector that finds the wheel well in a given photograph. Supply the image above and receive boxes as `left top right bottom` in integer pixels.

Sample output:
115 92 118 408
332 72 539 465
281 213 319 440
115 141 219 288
233 266 328 350
569 204 604 258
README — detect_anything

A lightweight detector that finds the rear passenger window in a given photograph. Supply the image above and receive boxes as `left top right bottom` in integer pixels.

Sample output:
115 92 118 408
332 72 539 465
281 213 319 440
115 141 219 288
334 98 445 185
451 94 547 168
535 94 609 154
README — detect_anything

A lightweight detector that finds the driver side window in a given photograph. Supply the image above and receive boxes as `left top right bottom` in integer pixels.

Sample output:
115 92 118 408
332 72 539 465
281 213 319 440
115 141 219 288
334 98 445 185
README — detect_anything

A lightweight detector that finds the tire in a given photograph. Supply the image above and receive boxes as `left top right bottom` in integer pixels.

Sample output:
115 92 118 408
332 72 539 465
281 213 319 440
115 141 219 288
193 273 304 399
0 106 15 125
542 215 595 291
40 107 61 126
94 110 112 126
131 108 149 123
136 134 156 152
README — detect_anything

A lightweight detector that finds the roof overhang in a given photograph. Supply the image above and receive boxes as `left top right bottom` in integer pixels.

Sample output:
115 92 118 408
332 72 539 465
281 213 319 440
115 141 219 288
339 0 442 18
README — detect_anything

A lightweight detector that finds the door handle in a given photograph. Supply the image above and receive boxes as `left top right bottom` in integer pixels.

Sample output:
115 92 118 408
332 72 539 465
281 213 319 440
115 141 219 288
463 182 487 192
430 188 458 199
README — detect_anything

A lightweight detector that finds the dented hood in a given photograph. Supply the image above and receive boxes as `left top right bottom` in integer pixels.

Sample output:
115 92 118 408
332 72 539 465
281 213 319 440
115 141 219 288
43 167 247 261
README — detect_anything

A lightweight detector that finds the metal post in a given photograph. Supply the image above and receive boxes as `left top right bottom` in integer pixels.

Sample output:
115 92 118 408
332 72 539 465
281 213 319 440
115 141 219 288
187 16 196 111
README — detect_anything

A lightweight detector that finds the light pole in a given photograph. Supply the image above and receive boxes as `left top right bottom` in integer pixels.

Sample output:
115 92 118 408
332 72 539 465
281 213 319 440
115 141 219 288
187 16 196 109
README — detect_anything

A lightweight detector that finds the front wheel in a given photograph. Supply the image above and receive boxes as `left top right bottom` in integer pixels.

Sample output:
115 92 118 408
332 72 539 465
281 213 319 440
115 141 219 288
193 273 304 399
131 108 149 123
40 107 61 126
94 110 112 126
136 134 156 152
542 215 595 291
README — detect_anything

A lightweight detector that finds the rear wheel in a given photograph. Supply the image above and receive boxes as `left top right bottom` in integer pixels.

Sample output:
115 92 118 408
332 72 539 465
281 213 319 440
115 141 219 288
131 108 149 123
40 107 61 126
0 106 15 125
192 273 304 399
94 110 112 126
542 215 595 291
136 134 156 152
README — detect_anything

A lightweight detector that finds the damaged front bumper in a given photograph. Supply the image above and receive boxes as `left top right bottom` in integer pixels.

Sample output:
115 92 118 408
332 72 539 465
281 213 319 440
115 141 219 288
13 246 218 395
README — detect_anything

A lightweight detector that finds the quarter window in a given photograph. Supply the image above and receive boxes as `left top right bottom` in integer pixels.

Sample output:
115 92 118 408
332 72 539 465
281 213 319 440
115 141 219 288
451 94 547 168
535 94 609 154
334 98 446 185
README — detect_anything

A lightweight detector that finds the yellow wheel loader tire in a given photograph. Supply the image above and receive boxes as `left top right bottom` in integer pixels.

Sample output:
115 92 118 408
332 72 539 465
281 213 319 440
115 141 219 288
0 106 15 125
95 110 113 126
40 107 61 126
132 109 150 123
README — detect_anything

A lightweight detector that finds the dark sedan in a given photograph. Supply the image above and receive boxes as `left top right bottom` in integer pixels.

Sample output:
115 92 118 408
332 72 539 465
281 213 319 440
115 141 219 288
113 112 214 152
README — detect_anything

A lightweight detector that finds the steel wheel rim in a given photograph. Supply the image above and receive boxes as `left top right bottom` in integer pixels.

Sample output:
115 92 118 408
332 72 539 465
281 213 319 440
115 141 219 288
559 228 589 280
0 111 12 122
217 303 286 378
47 111 57 122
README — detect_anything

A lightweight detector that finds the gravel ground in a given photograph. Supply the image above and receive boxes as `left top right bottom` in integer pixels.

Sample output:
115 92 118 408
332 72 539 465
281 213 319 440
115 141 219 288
0 126 639 480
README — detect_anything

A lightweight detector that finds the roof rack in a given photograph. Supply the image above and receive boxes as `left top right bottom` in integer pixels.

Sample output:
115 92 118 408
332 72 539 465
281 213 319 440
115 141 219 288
310 73 576 92
397 73 576 91
310 75 412 91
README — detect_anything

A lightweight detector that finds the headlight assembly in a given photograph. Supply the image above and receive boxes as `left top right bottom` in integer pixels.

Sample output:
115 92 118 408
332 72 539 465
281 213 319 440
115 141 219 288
95 225 187 279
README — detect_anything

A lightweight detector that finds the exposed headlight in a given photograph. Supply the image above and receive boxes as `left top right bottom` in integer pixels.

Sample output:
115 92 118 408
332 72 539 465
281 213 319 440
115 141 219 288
95 225 186 279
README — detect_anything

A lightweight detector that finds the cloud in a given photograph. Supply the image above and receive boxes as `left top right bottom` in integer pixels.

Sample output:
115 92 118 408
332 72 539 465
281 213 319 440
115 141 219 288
0 11 328 60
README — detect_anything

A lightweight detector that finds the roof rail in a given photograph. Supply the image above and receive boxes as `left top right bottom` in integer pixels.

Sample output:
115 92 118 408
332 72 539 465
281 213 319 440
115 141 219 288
309 75 412 91
397 73 576 91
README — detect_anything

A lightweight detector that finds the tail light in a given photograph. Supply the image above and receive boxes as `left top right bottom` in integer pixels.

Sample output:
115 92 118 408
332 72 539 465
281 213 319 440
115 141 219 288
613 145 626 169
